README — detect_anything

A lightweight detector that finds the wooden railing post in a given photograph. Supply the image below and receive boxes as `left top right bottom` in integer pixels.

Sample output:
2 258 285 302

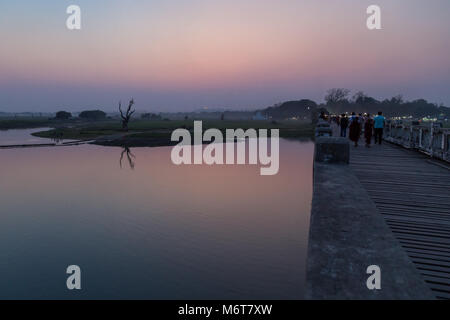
419 128 422 148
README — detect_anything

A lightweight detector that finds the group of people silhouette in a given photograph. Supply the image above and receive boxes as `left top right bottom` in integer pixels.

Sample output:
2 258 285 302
330 111 386 147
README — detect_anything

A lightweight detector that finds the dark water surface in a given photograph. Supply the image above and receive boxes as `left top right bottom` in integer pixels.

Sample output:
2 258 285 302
0 132 313 299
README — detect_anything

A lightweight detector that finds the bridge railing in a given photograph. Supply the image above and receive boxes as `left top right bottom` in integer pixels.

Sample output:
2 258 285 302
384 121 450 162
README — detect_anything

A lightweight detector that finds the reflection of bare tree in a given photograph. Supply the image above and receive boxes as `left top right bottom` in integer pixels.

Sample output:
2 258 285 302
120 147 136 170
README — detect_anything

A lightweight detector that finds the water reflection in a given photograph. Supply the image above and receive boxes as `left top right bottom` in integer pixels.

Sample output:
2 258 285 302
51 131 65 144
119 147 136 170
0 128 53 145
0 128 76 146
0 139 313 299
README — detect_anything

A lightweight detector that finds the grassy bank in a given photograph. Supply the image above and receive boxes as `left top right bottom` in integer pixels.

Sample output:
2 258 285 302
0 117 59 130
0 117 115 130
31 119 314 146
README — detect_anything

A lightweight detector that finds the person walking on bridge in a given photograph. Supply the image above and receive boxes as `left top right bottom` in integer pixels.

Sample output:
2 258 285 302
374 111 386 145
349 112 357 124
339 114 348 137
349 115 361 147
364 115 374 147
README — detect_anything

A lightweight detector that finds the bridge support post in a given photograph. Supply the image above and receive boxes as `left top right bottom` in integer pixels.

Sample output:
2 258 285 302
314 137 349 164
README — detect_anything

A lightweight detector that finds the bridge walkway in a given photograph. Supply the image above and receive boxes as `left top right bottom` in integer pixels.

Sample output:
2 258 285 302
350 143 450 299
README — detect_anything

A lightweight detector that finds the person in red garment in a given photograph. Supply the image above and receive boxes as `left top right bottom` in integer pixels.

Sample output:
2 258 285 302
349 115 362 147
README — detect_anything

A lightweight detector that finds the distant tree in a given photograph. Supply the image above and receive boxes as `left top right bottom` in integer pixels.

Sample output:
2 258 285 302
325 88 350 105
352 91 378 105
390 95 404 105
79 110 106 120
352 91 366 103
261 99 317 120
55 111 72 120
350 91 380 115
119 99 135 131
221 113 225 121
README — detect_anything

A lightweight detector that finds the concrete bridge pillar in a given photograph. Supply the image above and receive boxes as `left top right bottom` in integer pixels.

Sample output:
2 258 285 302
315 120 333 137
314 137 350 164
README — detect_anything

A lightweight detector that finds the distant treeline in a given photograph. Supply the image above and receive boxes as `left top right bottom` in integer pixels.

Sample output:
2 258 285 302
257 89 449 120
320 88 449 118
2 89 448 122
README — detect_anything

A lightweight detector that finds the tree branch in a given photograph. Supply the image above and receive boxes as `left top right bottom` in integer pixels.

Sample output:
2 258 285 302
119 101 126 120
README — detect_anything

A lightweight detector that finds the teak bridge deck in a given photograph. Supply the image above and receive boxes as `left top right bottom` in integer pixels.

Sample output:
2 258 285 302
350 143 450 299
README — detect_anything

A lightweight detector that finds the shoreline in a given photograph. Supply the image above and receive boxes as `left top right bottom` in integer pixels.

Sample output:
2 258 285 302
1 134 313 149
1 119 315 148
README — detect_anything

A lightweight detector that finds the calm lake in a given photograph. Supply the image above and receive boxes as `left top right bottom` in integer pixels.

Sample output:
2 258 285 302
0 128 54 145
0 129 313 299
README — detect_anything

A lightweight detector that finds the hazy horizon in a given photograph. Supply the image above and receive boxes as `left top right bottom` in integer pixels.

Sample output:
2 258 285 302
1 0 450 112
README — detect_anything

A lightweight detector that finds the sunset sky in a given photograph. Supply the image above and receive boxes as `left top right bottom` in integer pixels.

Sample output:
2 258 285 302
1 0 449 112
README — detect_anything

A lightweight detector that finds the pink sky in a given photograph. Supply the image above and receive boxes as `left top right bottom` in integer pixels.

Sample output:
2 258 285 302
1 0 449 112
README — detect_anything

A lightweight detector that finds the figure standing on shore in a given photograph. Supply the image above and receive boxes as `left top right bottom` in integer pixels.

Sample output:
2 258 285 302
364 115 374 147
374 111 386 145
349 115 361 147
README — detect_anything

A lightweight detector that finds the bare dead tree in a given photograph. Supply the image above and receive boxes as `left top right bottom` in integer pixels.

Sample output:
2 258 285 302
324 88 350 105
119 99 135 131
119 147 136 170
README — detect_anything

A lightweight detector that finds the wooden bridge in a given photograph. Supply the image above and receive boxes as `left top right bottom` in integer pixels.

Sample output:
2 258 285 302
350 143 450 299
